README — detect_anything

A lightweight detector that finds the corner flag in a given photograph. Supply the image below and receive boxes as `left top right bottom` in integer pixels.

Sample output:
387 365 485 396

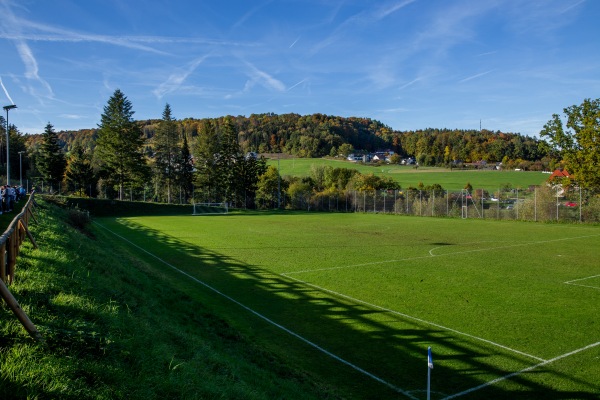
428 347 433 369
427 347 433 400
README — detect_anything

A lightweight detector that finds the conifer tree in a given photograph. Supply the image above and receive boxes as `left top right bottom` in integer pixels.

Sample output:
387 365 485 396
65 142 95 196
192 119 220 202
216 117 244 203
152 103 179 203
175 132 194 203
37 122 66 190
95 89 149 200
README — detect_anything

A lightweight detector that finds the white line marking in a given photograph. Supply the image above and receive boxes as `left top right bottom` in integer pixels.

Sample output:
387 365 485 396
283 234 600 275
93 222 417 399
564 274 600 290
565 274 600 284
442 341 600 399
281 274 546 362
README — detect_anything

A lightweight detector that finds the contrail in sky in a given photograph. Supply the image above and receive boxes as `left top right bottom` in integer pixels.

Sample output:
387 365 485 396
0 77 16 104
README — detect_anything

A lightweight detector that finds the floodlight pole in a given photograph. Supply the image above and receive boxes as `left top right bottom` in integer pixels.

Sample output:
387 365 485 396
3 104 17 185
18 151 25 187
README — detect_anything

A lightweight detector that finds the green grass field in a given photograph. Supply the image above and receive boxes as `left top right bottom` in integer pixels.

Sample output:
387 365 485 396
94 211 600 399
267 157 548 191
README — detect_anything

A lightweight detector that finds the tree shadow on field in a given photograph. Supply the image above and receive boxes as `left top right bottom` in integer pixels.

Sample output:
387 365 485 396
97 218 600 400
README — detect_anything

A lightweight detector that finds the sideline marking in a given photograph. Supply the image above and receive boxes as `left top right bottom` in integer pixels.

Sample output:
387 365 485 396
564 274 600 290
93 222 417 399
442 341 600 399
282 274 546 363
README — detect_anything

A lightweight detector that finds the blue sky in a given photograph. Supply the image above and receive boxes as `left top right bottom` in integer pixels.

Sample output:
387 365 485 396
0 0 598 137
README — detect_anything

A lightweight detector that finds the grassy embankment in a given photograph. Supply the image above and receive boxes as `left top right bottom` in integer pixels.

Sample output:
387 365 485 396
0 198 342 400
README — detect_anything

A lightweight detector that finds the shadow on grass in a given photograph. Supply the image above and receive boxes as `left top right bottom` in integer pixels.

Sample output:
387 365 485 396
92 216 600 400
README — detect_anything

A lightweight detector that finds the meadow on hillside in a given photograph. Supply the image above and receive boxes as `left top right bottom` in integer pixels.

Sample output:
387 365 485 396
267 158 547 192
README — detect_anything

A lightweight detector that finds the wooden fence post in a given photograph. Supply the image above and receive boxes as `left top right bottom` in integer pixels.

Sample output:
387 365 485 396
0 243 5 282
0 278 43 342
0 192 42 340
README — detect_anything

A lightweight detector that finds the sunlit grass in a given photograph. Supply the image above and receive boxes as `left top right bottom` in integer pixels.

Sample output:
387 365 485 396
98 211 600 399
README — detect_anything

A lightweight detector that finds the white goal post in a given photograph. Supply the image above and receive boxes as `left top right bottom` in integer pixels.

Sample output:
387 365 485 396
192 202 229 215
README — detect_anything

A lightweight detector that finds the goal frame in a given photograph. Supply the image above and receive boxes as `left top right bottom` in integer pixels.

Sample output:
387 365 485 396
192 202 228 215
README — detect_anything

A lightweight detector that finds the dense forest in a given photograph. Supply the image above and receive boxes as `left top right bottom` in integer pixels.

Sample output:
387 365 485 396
24 113 549 169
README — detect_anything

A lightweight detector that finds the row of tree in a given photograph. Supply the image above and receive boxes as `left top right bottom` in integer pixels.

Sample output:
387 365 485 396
26 89 268 206
17 93 600 205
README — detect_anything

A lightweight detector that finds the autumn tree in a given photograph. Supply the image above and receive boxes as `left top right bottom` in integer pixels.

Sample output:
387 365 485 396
540 98 600 188
95 89 149 200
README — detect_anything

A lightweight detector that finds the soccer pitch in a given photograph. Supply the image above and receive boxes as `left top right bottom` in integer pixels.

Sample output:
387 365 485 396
95 212 600 399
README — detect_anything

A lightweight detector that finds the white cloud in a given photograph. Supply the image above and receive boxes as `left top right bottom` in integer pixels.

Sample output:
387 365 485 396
153 55 209 98
244 62 286 92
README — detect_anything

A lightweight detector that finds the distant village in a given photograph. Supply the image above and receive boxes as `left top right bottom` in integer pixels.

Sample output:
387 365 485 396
346 150 502 170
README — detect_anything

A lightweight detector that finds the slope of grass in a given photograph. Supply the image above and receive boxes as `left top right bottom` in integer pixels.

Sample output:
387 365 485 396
0 200 342 399
267 157 547 191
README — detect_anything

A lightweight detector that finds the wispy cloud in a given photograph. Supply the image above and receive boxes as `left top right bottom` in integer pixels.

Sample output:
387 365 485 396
287 78 308 91
59 113 87 120
310 0 415 55
15 39 54 98
0 76 16 104
459 69 495 83
289 36 300 49
153 55 210 98
373 0 417 20
561 0 586 13
243 62 286 92
399 77 421 90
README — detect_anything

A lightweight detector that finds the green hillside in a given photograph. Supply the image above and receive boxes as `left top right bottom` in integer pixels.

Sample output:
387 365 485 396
268 157 548 191
0 200 341 400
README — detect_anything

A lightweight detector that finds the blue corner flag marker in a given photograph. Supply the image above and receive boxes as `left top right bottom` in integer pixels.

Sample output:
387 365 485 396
428 346 433 369
427 346 433 400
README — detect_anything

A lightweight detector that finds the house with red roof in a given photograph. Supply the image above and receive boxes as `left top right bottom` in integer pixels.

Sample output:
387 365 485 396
549 168 571 180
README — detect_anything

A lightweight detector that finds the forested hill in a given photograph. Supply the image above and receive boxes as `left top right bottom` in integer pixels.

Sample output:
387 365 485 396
26 113 548 165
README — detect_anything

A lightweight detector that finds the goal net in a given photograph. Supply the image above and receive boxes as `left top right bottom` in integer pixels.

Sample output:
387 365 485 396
192 202 228 215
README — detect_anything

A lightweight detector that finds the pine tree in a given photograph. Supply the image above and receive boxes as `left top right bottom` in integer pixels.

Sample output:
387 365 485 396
152 104 180 203
175 132 194 203
95 89 149 200
37 122 66 190
65 142 95 196
215 117 243 203
192 120 220 202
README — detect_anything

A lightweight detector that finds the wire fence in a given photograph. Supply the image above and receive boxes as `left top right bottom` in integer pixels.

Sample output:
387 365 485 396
266 186 600 223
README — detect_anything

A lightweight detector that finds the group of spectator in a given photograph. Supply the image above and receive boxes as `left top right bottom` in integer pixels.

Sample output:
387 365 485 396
0 185 27 214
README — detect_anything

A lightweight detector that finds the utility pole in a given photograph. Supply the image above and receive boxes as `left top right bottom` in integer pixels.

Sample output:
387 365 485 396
3 104 17 185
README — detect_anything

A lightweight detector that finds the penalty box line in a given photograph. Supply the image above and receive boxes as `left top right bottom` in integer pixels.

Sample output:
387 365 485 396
281 274 546 363
564 274 600 290
442 340 600 399
93 222 418 399
286 275 600 398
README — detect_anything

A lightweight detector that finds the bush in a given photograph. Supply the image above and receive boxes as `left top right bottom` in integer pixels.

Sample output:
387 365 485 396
67 208 91 230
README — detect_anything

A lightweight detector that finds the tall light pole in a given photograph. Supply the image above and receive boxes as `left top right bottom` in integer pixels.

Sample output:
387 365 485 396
18 151 25 187
3 104 17 185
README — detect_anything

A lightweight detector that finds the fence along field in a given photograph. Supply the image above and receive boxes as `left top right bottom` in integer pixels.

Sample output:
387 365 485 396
95 212 600 399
